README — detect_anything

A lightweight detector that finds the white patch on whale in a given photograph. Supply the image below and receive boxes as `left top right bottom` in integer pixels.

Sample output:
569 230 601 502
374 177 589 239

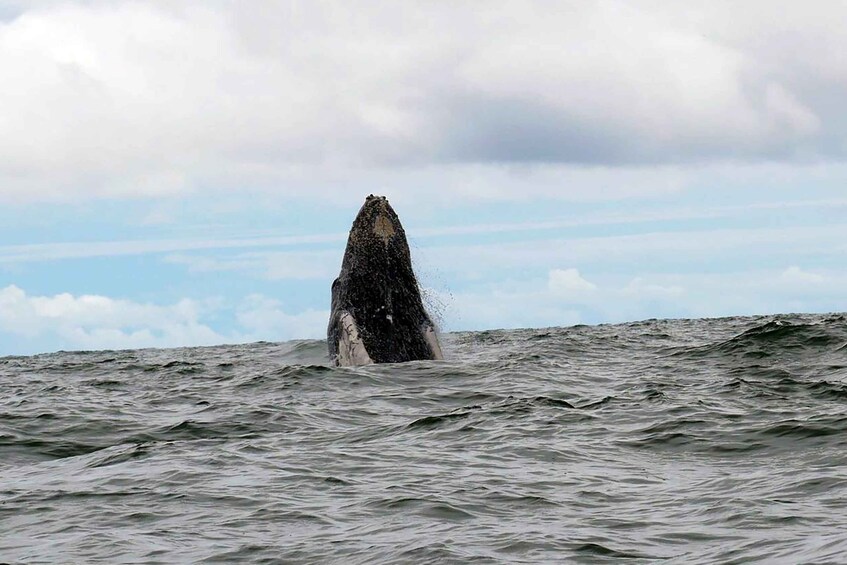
335 311 373 366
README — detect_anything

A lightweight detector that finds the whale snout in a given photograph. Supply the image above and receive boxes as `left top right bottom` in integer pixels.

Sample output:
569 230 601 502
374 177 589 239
352 195 401 244
373 211 396 241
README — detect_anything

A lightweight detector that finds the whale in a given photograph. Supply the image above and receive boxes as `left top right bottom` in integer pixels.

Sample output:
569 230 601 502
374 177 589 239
328 195 443 366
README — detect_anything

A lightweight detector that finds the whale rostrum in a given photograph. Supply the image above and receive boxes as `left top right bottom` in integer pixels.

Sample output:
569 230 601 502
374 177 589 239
328 195 443 366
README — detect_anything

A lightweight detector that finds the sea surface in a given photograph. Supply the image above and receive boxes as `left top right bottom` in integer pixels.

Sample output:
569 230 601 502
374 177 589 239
2 313 847 564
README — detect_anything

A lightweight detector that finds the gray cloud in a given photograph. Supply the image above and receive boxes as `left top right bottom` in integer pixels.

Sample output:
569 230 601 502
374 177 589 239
0 1 845 202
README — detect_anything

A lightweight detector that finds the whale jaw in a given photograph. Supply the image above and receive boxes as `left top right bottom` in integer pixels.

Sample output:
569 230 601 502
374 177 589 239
328 195 443 366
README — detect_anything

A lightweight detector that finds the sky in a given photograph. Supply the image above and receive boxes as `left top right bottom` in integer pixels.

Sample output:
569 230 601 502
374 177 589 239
1 0 846 356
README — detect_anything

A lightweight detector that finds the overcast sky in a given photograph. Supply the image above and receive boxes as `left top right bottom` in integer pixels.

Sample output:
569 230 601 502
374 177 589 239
1 0 846 355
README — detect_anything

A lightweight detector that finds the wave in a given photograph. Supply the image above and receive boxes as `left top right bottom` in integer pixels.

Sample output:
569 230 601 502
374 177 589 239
669 316 847 361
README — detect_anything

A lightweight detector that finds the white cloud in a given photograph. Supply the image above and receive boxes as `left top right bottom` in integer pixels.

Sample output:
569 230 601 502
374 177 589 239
444 284 583 332
0 232 345 264
0 284 224 350
780 266 825 285
0 1 845 203
426 223 847 284
236 294 328 341
440 266 847 332
548 268 597 294
8 196 847 266
0 285 328 353
165 250 338 281
624 277 685 297
3 259 845 354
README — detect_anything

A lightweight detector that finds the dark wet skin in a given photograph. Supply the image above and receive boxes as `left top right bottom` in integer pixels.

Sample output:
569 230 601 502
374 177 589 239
328 195 440 364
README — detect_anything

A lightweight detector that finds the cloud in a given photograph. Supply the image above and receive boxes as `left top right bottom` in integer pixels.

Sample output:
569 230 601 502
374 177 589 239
2 258 845 355
0 1 845 203
440 266 847 332
236 294 328 341
428 222 847 281
548 268 597 294
0 233 345 264
780 266 825 285
7 195 847 266
164 250 339 281
443 268 597 331
445 284 583 331
624 277 685 298
0 284 224 350
0 285 327 353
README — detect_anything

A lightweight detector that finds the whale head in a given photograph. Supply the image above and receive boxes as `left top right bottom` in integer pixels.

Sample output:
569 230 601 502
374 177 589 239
328 195 443 365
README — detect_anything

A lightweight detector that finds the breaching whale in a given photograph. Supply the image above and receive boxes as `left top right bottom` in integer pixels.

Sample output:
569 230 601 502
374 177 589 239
328 195 443 366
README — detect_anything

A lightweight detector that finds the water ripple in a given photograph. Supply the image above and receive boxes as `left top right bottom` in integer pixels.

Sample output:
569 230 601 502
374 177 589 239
1 313 846 563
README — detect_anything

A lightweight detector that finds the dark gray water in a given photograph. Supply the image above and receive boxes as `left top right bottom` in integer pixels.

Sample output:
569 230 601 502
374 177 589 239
2 313 847 564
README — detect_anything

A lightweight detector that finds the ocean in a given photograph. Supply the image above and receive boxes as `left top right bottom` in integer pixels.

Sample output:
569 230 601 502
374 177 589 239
2 313 847 564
